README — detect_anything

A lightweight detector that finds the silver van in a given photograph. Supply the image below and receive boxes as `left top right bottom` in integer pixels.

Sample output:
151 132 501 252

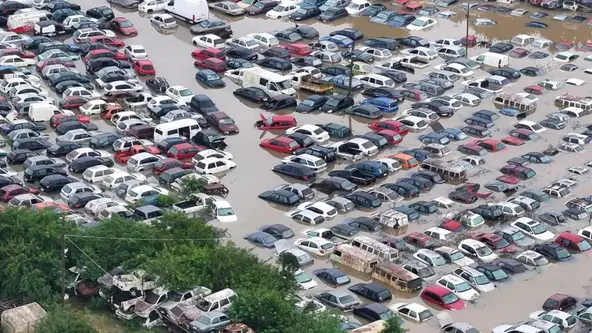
350 235 399 262
195 288 237 313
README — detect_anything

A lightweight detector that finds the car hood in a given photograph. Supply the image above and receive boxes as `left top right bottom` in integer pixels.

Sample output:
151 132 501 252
515 237 535 248
493 325 514 333
529 310 546 320
452 256 475 266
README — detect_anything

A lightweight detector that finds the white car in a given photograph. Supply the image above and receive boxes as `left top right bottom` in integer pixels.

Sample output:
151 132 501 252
192 34 225 49
375 158 401 173
395 116 429 131
150 13 177 29
97 206 133 220
568 165 589 175
0 55 34 67
413 249 446 267
282 154 327 172
513 120 546 133
290 66 322 78
66 148 112 164
294 237 334 256
406 16 437 31
431 38 461 48
402 47 438 61
566 78 586 86
515 250 549 267
85 198 123 216
511 217 555 241
104 81 143 95
60 182 102 202
0 167 17 177
285 125 329 144
434 63 474 77
559 142 585 153
389 303 434 323
246 32 280 48
62 15 95 29
295 269 318 290
289 210 325 225
563 133 590 145
266 3 299 18
8 194 51 207
102 171 146 189
424 227 455 241
529 310 577 329
345 138 378 156
192 149 233 163
210 196 237 222
123 45 148 60
472 18 496 26
497 202 525 217
358 46 392 60
297 202 338 219
429 96 462 110
453 266 496 292
138 0 167 12
194 157 237 174
457 239 498 263
147 95 178 111
165 85 194 105
434 246 474 266
510 8 528 16
435 275 480 301
462 156 485 166
400 108 438 121
63 87 100 99
82 165 116 183
453 92 481 106
553 52 578 63
125 184 169 203
577 226 592 242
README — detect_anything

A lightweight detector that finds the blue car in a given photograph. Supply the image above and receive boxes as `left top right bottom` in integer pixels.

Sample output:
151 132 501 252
195 69 225 88
394 205 420 221
525 21 548 28
388 14 415 27
402 148 432 162
320 34 353 48
419 132 451 145
244 231 277 248
361 97 399 113
438 128 468 141
529 12 548 19
499 108 521 117
326 75 363 90
370 10 398 24
346 161 389 178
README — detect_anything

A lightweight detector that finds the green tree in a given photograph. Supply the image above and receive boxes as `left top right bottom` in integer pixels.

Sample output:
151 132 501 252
228 288 293 333
37 308 98 333
381 317 407 333
179 176 207 195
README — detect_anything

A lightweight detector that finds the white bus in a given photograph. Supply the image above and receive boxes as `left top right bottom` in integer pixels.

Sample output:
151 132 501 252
153 119 200 143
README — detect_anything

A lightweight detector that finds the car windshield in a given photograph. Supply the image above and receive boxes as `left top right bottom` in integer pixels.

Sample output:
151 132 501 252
511 231 525 241
120 21 133 28
253 1 265 7
441 292 459 304
262 235 275 243
301 99 316 106
335 275 350 284
476 246 493 256
456 281 472 292
491 268 508 280
379 311 394 321
474 275 489 285
179 89 192 96
338 295 355 304
217 207 234 216
494 238 510 248
450 251 465 261
531 224 547 234
556 247 571 259
325 99 339 107
431 256 446 266
296 271 312 283
417 267 433 277
534 256 548 265
578 241 591 251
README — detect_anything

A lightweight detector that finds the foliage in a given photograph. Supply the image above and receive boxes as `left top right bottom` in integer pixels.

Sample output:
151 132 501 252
0 209 75 303
37 308 98 333
180 176 207 195
155 194 177 208
278 252 300 272
381 317 407 333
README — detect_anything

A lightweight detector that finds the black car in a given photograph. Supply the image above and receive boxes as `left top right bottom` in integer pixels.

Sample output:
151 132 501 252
295 95 328 113
69 156 113 173
488 67 521 81
55 80 94 94
245 0 279 15
22 36 52 50
345 105 382 119
226 58 252 69
192 130 227 150
7 149 38 165
364 37 398 50
348 282 392 303
399 176 434 192
360 132 388 149
341 50 374 64
362 87 405 101
272 163 316 181
156 137 187 153
13 138 51 151
397 36 429 48
471 204 504 221
330 28 363 41
538 212 566 225
260 224 294 239
448 189 478 203
328 169 376 186
291 56 321 68
319 7 348 22
408 201 438 215
55 121 97 135
290 6 321 20
321 65 350 77
412 102 454 117
39 174 76 193
382 182 420 198
0 1 29 15
0 121 45 134
258 189 300 206
46 141 82 157
313 268 350 286
320 95 354 113
295 145 337 163
353 303 394 322
86 58 129 74
224 47 258 60
24 165 67 183
261 95 297 111
379 71 407 85
86 6 114 20
51 8 78 22
48 72 91 87
261 47 291 60
361 4 386 16
69 192 103 209
106 0 141 8
47 1 81 11
347 216 382 231
412 170 445 184
344 192 382 209
291 25 318 39
519 66 544 77
311 177 358 194
233 87 269 103
88 132 119 149
534 243 571 262
275 30 302 43
475 264 509 282
256 57 292 71
78 42 117 56
489 42 514 54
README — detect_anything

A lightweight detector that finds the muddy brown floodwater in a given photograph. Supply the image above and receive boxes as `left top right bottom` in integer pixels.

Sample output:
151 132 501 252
57 0 592 331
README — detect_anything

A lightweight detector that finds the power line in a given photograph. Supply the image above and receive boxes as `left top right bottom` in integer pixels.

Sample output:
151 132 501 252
66 235 220 241
65 236 109 275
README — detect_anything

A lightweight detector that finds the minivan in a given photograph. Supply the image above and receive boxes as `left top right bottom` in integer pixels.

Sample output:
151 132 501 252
126 152 161 172
128 124 155 139
24 165 67 183
349 161 389 178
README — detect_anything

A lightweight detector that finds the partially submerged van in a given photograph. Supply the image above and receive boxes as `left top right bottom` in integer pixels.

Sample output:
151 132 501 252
241 67 295 97
471 52 510 68
330 244 379 274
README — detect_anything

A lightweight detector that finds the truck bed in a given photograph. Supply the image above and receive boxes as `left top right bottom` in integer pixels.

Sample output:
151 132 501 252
300 81 333 93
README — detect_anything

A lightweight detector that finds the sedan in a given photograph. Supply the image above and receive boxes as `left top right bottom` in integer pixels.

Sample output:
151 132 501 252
195 70 225 88
313 268 350 286
243 231 277 248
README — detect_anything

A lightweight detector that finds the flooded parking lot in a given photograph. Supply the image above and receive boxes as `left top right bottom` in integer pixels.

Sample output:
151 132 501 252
15 0 592 331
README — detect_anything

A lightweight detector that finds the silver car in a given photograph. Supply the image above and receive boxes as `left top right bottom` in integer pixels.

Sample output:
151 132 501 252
225 36 260 52
160 110 202 123
8 129 49 142
209 1 245 15
56 129 94 144
150 13 177 29
23 155 66 169
314 290 360 311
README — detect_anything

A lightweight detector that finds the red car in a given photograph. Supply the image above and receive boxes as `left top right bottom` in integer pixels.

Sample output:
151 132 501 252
133 60 156 76
580 42 592 52
83 49 127 63
403 232 438 248
439 219 465 233
191 48 226 61
524 85 547 95
375 129 403 145
502 136 525 146
109 17 138 36
88 35 125 48
0 48 34 58
281 43 312 56
194 58 227 72
206 112 239 134
543 293 577 311
458 143 487 156
49 114 90 128
509 128 538 141
101 104 125 120
496 174 520 184
473 233 520 253
36 58 76 72
152 158 194 175
400 89 427 102
260 136 300 154
555 232 591 253
474 139 505 152
59 97 88 110
32 202 71 213
368 120 409 136
421 285 465 311
0 185 39 202
255 114 297 130
114 145 161 164
167 143 201 161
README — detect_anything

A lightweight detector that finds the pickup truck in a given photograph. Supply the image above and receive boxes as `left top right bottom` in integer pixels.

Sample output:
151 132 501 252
305 228 348 244
114 145 161 164
289 73 333 94
171 193 213 218
376 59 416 74
461 78 503 93
123 92 153 110
399 56 429 69
326 141 364 161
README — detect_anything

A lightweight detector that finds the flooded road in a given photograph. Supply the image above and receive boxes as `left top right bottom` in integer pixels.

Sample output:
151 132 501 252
51 0 592 331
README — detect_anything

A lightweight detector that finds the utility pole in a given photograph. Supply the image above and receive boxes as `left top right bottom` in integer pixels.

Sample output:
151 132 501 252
60 216 66 306
465 5 470 56
346 41 355 130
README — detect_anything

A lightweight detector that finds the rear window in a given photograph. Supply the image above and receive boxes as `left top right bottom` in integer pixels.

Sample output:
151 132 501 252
196 162 206 170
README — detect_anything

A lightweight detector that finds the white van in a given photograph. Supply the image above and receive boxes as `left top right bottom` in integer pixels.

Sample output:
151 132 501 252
195 288 237 312
28 102 58 121
241 67 295 97
153 119 201 143
471 52 509 68
346 0 371 14
350 235 399 262
7 10 49 33
165 0 209 24
510 34 534 46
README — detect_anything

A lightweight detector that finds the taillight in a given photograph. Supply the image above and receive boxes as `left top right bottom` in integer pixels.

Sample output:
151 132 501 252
75 204 81 208
303 176 308 180
319 249 325 254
